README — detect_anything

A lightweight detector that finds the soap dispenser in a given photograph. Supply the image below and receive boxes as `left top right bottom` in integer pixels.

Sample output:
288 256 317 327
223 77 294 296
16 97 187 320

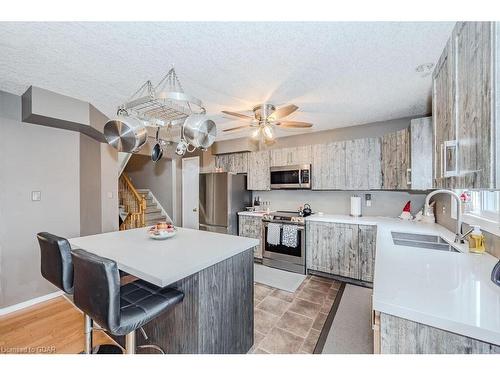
468 226 485 254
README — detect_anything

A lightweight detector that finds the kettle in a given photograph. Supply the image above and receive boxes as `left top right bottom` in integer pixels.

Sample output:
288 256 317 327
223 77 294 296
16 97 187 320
302 204 312 217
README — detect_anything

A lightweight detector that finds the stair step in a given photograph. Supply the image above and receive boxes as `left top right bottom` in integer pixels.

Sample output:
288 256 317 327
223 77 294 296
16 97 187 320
145 211 164 220
145 216 167 225
145 207 161 214
146 201 157 207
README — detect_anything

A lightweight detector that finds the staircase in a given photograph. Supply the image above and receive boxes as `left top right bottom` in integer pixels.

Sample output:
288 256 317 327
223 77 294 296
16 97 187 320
119 173 173 230
136 189 171 226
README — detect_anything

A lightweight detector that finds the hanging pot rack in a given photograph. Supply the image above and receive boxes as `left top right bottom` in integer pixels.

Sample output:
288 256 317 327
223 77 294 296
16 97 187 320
104 67 216 159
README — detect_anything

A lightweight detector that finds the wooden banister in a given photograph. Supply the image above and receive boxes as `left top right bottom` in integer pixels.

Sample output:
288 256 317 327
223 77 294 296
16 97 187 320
119 173 146 230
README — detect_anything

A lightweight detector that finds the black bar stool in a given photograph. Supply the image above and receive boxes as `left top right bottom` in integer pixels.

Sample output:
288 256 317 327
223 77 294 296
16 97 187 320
37 232 121 354
71 249 184 354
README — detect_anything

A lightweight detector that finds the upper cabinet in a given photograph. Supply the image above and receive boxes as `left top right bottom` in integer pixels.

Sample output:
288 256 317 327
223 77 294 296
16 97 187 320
247 150 270 191
311 138 381 190
215 152 248 174
270 145 312 167
432 22 499 189
312 141 346 190
346 138 382 190
381 128 410 190
410 117 433 190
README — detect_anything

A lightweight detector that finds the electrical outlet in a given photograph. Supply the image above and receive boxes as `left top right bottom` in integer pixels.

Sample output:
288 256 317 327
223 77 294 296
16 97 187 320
365 194 372 207
442 205 446 214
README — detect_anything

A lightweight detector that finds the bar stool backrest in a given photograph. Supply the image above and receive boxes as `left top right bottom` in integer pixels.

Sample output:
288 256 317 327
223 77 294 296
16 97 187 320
37 232 74 294
71 249 121 333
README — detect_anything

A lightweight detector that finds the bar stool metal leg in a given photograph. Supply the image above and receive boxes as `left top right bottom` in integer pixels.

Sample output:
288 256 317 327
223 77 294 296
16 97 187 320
125 331 136 354
84 314 93 354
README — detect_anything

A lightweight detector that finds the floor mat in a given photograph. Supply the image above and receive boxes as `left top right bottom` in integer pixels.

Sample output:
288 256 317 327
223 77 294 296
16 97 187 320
321 283 373 354
254 264 306 292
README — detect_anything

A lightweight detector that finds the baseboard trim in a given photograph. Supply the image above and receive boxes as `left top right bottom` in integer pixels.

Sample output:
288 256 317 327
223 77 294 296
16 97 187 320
0 290 64 316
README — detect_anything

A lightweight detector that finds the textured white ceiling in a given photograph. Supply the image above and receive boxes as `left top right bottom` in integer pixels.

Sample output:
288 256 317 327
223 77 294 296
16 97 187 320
0 22 454 140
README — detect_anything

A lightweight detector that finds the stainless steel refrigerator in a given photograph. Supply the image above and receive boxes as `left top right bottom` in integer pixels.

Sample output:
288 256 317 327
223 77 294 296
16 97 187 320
199 172 251 235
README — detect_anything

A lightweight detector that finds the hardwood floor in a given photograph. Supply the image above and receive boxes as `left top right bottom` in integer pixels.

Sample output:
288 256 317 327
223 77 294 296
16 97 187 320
0 297 116 354
1 274 339 355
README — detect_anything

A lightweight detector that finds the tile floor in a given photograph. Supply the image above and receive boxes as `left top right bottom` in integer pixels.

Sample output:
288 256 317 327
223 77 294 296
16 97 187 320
251 275 341 354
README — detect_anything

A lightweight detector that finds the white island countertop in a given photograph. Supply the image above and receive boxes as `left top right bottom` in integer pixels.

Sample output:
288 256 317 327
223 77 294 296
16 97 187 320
305 214 500 345
69 227 259 287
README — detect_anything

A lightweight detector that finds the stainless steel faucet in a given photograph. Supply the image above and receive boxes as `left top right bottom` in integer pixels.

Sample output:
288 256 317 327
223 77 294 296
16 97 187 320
424 189 464 243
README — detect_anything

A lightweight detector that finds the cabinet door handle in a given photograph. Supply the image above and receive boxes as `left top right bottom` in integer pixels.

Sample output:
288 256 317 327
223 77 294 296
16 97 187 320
440 143 445 178
443 140 458 178
406 168 412 186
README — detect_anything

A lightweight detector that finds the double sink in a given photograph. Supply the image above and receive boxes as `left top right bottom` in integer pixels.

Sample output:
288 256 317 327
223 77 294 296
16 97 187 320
392 232 460 253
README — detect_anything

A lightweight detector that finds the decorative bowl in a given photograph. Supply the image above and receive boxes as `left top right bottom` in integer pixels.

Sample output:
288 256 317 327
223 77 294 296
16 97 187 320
148 228 177 240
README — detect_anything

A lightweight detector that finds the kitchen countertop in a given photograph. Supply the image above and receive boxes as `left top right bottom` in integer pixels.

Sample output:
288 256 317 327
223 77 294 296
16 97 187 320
237 211 268 217
69 227 259 287
305 214 500 345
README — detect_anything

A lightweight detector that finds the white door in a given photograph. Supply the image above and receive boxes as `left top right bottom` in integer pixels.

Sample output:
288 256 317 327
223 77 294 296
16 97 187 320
182 156 200 229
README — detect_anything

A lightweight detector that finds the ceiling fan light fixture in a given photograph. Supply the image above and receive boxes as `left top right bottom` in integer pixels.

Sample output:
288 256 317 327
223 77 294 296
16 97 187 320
252 128 261 139
263 125 274 140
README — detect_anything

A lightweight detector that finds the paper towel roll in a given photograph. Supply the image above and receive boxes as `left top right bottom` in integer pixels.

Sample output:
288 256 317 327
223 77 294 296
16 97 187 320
350 196 362 217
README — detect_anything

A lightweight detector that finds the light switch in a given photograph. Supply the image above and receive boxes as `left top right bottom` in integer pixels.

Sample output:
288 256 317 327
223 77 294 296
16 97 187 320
31 191 41 201
107 192 113 199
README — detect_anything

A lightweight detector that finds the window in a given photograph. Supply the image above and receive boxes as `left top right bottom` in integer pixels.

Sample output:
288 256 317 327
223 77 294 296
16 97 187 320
467 191 500 221
462 190 500 235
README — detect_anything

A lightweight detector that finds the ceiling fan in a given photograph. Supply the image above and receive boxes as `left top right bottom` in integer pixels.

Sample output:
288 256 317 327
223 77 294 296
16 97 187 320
221 104 313 143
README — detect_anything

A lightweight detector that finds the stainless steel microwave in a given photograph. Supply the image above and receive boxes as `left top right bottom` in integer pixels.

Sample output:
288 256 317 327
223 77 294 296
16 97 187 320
270 164 311 189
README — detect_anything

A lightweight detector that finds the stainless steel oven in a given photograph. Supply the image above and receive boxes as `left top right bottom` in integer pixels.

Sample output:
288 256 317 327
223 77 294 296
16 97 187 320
261 211 306 274
270 164 311 189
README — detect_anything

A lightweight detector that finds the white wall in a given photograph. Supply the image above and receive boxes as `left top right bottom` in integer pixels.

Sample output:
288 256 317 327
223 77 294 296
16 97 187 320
0 91 80 308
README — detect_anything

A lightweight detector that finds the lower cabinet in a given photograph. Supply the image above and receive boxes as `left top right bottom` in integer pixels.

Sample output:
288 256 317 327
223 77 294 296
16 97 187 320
375 313 500 354
238 215 263 259
306 221 377 282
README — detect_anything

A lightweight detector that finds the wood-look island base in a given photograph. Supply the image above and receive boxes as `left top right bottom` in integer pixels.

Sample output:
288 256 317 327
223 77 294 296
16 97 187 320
112 249 254 354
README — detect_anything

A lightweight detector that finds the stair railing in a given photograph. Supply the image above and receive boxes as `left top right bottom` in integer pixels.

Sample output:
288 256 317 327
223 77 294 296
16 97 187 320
119 173 146 230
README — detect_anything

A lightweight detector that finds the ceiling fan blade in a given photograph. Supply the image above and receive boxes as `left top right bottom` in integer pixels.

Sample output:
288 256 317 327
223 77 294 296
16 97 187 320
221 110 254 120
268 104 298 121
222 125 253 132
275 120 313 128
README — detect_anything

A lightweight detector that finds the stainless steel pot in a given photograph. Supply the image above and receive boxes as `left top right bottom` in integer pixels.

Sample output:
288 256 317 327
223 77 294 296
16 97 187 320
182 114 217 149
104 116 148 153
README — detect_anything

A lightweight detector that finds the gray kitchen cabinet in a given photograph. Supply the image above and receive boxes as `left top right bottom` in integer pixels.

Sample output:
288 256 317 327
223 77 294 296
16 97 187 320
270 145 312 167
454 22 493 188
238 215 263 259
306 221 377 282
381 128 410 190
247 150 270 191
432 37 456 189
215 152 248 174
377 313 500 354
345 139 367 190
358 225 377 282
432 22 499 189
312 138 380 190
311 141 346 190
410 117 433 190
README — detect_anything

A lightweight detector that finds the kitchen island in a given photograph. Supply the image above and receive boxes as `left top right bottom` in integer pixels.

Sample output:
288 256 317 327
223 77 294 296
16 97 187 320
69 227 259 354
